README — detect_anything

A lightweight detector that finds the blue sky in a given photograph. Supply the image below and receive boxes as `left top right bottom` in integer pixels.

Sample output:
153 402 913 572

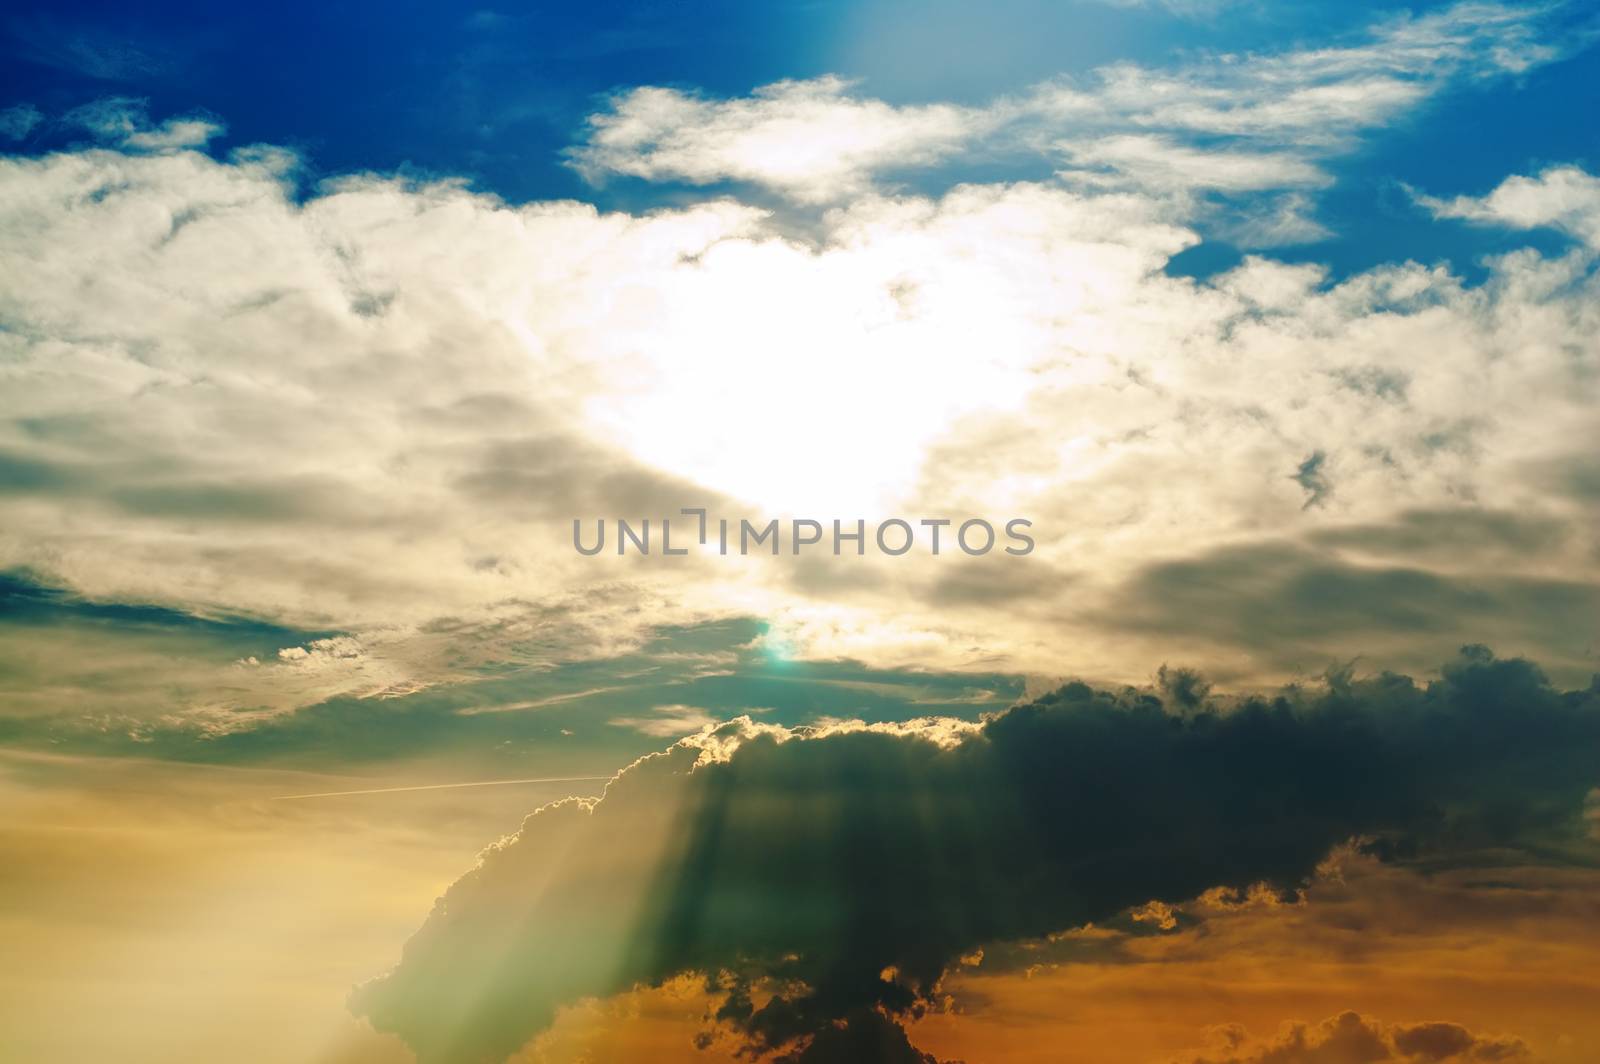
4 0 1600 742
5 4 1600 1063
5 0 1597 280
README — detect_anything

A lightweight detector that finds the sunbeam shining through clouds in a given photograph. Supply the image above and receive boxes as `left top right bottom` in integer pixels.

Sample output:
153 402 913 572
1 2 1598 1062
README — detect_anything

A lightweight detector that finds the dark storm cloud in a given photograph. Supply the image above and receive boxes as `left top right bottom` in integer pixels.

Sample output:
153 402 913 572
354 648 1600 1063
1105 541 1600 677
1306 507 1571 560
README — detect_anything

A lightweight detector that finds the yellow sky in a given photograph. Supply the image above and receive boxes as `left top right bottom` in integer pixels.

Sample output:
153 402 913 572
6 751 1596 1064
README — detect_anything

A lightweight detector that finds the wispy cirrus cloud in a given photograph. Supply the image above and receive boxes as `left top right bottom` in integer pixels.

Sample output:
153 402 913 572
569 1 1579 217
63 96 223 150
609 703 723 737
3 15 177 81
1056 135 1331 193
0 103 41 141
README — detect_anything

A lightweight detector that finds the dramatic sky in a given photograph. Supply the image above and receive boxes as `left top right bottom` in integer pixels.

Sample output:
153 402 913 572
1 2 1598 1062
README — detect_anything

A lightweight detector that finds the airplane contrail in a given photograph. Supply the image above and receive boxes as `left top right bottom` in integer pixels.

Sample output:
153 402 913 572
270 775 615 801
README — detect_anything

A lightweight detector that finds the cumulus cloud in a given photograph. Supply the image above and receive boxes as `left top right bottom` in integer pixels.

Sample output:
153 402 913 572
568 76 984 203
1417 165 1600 251
1 119 1598 727
913 841 1600 1061
4 9 1598 1062
353 648 1600 1062
3 12 1600 721
1181 1010 1528 1064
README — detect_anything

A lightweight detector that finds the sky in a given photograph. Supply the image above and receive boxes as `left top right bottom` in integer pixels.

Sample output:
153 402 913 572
1 1 1599 1062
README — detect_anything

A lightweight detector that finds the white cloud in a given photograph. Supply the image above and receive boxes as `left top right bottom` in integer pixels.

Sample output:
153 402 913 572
1084 0 1244 14
1 87 1598 723
568 2 1569 205
569 76 984 203
63 98 225 152
1417 165 1600 250
609 704 721 737
124 118 225 152
1214 191 1334 248
1059 135 1330 193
